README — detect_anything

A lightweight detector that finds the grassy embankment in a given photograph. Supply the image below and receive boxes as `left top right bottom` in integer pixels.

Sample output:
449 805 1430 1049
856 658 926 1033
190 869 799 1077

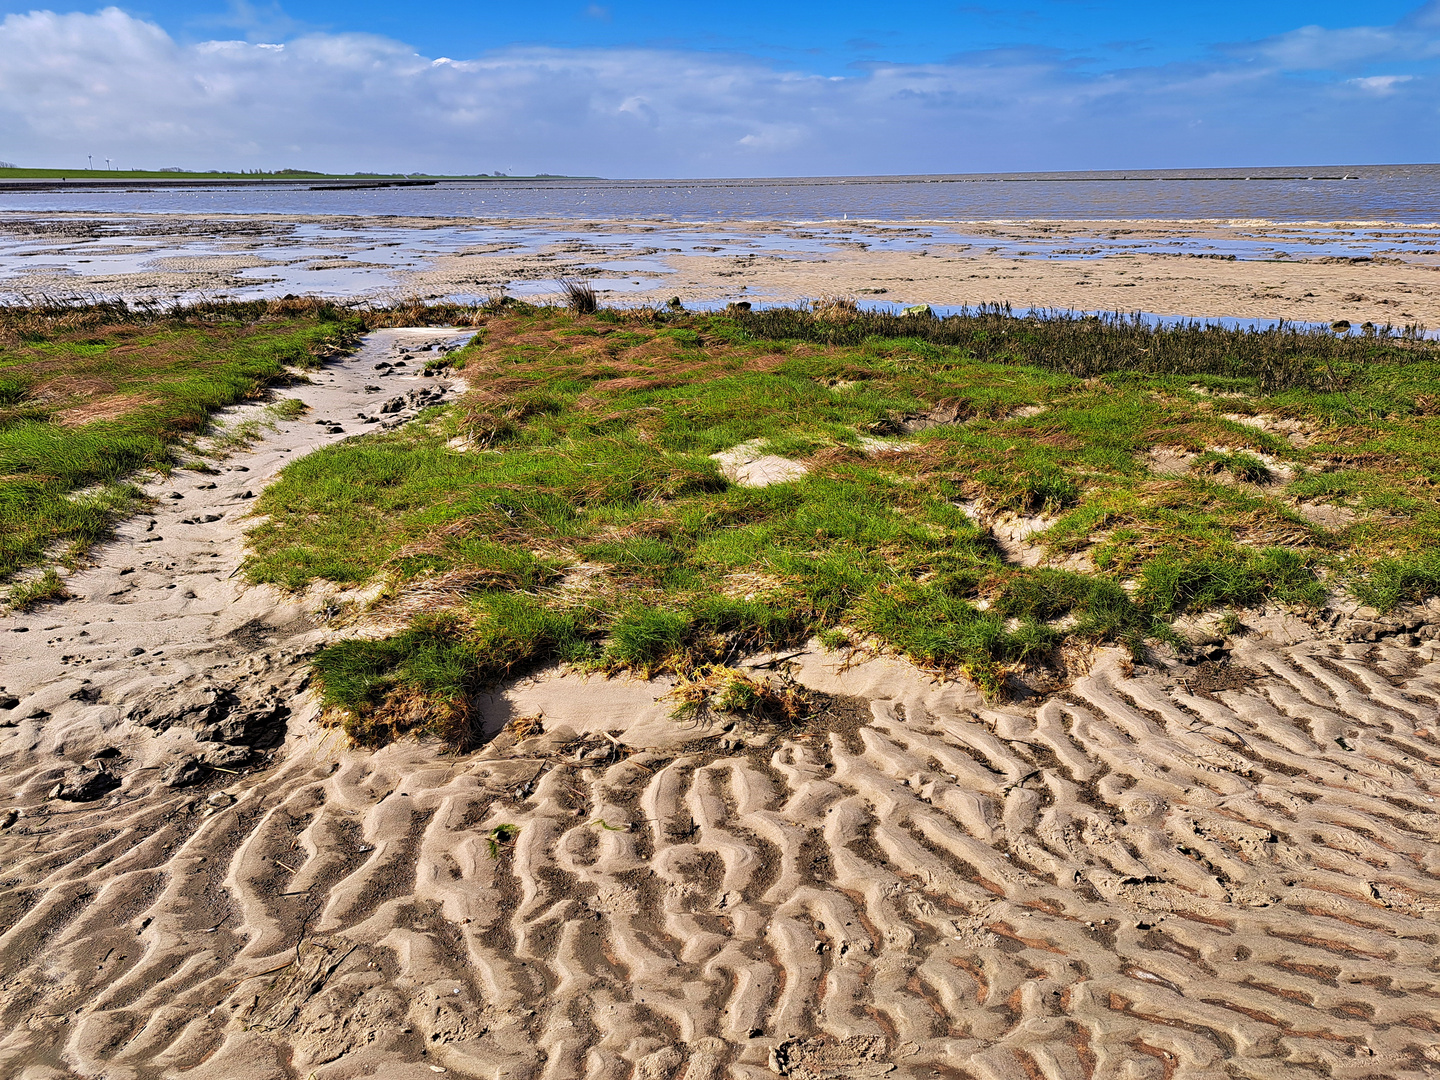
0 168 337 180
241 303 1440 747
0 298 378 597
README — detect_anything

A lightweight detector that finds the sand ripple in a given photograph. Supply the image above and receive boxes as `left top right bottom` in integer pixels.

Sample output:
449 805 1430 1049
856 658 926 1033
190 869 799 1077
1 628 1437 1078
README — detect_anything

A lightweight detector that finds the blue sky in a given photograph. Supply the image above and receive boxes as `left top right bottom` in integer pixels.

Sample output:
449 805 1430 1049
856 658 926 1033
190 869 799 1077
33 0 1423 71
0 1 1435 175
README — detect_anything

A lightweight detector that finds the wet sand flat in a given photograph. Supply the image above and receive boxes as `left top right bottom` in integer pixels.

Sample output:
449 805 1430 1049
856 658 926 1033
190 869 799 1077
2 211 1439 328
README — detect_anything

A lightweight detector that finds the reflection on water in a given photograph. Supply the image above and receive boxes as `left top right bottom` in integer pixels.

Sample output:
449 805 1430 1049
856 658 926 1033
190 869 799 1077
1 213 1438 308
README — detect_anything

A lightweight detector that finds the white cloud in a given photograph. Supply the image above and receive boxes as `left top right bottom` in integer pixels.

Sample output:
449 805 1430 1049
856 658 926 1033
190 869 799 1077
1238 1 1440 68
1348 74 1416 93
0 6 1435 176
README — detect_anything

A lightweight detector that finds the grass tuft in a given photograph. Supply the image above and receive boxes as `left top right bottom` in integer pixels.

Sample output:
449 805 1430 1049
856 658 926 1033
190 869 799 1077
1194 450 1272 483
559 278 598 315
4 567 70 611
1137 548 1325 616
669 665 813 726
1354 552 1440 612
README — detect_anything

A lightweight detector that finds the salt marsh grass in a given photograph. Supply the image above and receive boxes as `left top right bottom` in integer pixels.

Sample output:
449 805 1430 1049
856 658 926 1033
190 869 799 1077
244 304 1440 746
0 298 360 576
9 296 1435 744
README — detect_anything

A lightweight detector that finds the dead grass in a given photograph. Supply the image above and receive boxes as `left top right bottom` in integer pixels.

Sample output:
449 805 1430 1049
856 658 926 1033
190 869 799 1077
54 394 158 427
668 665 814 727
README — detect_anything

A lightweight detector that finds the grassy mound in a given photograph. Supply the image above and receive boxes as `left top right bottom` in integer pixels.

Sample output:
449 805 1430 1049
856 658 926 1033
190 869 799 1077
243 304 1440 746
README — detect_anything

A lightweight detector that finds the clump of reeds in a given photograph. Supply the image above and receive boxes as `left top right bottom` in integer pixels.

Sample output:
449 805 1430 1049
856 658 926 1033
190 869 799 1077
558 277 598 315
810 295 861 321
728 303 1435 395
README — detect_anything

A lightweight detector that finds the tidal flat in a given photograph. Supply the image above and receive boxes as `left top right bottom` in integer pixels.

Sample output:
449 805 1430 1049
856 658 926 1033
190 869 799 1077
3 210 1440 331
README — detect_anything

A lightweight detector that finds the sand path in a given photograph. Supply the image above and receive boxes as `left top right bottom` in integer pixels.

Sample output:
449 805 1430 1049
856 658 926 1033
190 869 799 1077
2 332 1440 1078
1 326 471 784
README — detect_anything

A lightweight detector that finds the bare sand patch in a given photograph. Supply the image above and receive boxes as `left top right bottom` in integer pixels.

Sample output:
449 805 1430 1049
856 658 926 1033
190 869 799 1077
712 440 809 487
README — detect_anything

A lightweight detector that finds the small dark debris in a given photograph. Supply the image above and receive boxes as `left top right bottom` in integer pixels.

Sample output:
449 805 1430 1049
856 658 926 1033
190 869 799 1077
51 764 120 801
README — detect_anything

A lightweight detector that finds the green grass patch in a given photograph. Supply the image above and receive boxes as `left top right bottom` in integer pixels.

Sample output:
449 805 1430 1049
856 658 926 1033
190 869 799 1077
238 306 1440 747
1137 548 1327 615
313 599 592 748
0 299 362 578
1354 551 1440 612
4 568 70 611
1192 450 1272 484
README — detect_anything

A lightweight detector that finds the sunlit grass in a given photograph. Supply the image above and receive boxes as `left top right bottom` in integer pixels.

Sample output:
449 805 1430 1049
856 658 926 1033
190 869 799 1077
246 304 1440 746
0 299 361 576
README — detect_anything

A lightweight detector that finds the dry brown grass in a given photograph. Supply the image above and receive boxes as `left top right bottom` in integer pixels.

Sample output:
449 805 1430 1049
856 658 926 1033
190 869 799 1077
54 394 157 427
668 665 815 727
589 376 681 393
810 296 862 321
806 445 870 468
504 713 545 740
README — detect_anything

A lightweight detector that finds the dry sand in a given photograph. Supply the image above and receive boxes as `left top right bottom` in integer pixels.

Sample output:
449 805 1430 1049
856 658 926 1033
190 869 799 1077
3 328 1440 1078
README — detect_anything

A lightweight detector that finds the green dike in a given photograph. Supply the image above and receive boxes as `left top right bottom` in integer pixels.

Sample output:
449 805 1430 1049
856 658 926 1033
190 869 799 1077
0 299 362 580
246 304 1440 747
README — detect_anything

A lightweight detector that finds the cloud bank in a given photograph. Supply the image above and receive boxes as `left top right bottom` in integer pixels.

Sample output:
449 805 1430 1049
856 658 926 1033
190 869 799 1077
0 4 1436 176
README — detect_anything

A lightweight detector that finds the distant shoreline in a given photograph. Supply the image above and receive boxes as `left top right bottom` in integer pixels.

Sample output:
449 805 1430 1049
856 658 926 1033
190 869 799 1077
0 174 589 193
0 162 1435 190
